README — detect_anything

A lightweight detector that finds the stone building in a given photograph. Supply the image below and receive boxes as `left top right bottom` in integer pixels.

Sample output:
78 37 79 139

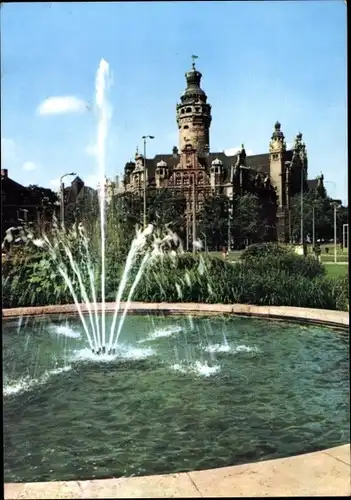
63 176 97 221
122 60 324 243
1 168 37 236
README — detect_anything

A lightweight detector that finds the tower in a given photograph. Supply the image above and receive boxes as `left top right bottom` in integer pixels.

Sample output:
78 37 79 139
210 158 224 192
269 121 286 208
269 121 287 242
176 57 212 156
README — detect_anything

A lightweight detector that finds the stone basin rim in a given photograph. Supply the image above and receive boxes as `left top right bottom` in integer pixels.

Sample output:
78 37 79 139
3 303 350 497
2 302 349 330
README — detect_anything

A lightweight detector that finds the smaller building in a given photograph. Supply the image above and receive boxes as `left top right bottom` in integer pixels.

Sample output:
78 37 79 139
1 169 38 236
63 176 98 222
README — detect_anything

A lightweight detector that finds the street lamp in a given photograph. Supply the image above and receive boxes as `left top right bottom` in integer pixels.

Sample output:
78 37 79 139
342 223 348 252
60 172 76 229
332 201 341 263
312 199 318 248
190 172 197 255
228 165 236 253
200 231 207 252
142 135 154 229
284 161 293 243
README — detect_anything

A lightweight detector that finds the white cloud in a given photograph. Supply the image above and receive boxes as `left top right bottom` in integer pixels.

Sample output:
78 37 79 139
286 142 292 150
37 96 88 116
22 161 38 171
224 146 253 157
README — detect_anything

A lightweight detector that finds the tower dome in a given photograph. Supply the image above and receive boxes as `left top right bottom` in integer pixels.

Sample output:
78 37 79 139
156 159 167 168
271 121 285 140
211 158 223 166
176 58 212 156
134 147 143 162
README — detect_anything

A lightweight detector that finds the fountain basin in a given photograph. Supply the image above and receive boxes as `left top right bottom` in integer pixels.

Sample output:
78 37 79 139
3 303 349 486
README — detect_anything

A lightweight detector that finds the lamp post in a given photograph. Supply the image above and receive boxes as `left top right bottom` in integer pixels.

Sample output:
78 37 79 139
142 135 154 229
228 167 234 253
324 179 337 258
200 231 207 252
300 165 304 246
60 172 76 229
332 201 341 263
191 172 197 255
342 223 348 251
284 162 292 243
312 202 316 248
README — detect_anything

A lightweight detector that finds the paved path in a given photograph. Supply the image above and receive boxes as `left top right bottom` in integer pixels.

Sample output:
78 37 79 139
4 445 350 498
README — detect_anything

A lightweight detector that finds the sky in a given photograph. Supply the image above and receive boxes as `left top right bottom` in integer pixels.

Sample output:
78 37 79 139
1 1 347 203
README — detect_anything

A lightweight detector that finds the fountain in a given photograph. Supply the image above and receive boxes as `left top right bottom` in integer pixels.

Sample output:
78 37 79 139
3 58 183 358
2 60 349 485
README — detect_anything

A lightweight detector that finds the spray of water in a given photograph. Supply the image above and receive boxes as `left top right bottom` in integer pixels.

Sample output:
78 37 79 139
3 58 215 365
95 59 110 352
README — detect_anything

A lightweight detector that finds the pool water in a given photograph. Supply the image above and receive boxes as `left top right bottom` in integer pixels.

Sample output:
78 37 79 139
3 313 350 483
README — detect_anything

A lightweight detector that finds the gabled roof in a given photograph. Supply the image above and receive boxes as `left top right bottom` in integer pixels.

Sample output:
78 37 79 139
1 176 27 193
125 149 296 184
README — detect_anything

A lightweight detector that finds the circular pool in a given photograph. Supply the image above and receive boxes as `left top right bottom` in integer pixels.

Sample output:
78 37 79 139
3 312 349 483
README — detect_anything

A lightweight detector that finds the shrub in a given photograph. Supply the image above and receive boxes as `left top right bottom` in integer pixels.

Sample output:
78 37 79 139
2 242 346 312
240 243 289 263
327 275 349 311
240 253 325 280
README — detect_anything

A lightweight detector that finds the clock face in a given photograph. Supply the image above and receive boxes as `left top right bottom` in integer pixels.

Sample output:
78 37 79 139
272 141 280 151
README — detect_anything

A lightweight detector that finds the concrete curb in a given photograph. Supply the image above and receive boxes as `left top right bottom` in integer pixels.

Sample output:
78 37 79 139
2 302 349 329
4 445 350 499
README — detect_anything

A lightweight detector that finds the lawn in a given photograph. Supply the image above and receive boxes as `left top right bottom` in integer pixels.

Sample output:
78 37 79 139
324 263 349 278
208 246 349 263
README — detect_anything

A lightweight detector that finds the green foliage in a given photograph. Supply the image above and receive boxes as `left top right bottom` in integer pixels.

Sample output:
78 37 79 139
290 190 348 243
241 253 325 280
147 189 187 236
2 225 348 312
326 275 349 311
198 195 230 250
241 243 290 262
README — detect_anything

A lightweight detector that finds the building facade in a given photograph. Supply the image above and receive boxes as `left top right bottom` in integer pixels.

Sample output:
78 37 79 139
1 168 38 237
122 61 323 243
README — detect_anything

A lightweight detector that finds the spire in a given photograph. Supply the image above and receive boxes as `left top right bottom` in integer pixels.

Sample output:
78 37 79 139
271 121 285 140
191 54 199 70
182 56 205 101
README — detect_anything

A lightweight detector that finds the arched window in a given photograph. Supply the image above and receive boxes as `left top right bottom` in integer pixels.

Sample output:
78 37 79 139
186 107 192 113
183 125 189 130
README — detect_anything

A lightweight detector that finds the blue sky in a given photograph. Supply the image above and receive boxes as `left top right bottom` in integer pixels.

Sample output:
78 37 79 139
1 1 347 202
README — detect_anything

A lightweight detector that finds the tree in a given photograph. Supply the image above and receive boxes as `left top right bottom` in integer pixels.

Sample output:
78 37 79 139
147 189 187 236
21 185 59 228
231 193 275 247
25 185 58 209
198 195 229 251
289 189 346 243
